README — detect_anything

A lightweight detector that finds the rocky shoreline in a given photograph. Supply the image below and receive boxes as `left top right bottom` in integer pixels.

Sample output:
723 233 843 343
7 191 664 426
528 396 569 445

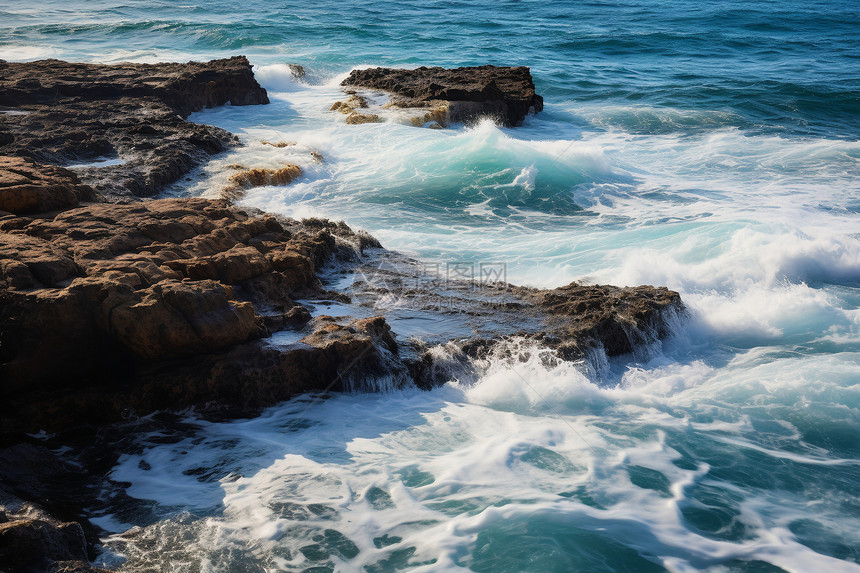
0 57 682 572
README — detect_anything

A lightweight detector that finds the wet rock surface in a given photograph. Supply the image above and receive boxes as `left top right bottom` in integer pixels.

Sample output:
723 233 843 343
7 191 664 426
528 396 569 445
341 65 543 127
222 164 302 201
0 56 268 201
517 282 684 359
0 514 90 573
0 198 388 436
331 251 684 388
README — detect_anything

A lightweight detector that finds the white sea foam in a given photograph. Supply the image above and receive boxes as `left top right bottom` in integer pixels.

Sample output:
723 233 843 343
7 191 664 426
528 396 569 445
98 342 860 571
0 45 59 60
253 63 306 93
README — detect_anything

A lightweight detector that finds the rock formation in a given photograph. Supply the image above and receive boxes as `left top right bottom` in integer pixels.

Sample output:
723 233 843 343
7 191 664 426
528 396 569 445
222 164 302 200
0 56 684 439
341 65 543 127
330 92 384 125
335 252 685 388
517 282 683 359
0 198 395 436
0 443 111 573
0 56 269 200
0 156 96 214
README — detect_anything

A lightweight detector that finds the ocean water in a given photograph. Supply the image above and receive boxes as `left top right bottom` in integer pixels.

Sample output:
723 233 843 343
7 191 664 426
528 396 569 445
3 1 860 571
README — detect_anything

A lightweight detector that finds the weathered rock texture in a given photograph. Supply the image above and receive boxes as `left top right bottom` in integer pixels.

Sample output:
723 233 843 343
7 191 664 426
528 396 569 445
342 65 543 127
222 164 302 201
339 253 685 388
330 92 384 125
0 56 268 201
518 282 683 359
0 510 90 572
0 58 406 440
0 198 394 435
0 155 96 215
0 57 683 438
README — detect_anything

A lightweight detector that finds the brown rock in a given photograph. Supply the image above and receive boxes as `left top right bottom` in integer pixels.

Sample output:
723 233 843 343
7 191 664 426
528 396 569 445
342 65 543 127
223 164 302 201
522 282 684 359
340 256 685 388
101 279 264 360
0 57 269 200
127 315 405 415
330 93 370 115
226 165 302 189
0 472 95 573
0 197 385 435
261 140 296 148
0 56 268 119
409 105 449 127
345 112 383 125
0 156 94 214
0 518 88 571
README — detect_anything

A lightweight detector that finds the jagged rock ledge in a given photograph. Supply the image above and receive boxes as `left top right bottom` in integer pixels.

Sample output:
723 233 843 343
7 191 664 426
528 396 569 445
0 56 268 204
0 199 387 435
340 65 543 127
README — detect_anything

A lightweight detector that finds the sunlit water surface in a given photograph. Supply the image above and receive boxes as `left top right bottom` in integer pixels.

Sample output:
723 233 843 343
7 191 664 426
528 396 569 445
2 1 859 571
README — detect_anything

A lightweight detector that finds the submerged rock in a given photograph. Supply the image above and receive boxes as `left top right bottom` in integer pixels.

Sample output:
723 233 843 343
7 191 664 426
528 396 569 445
331 252 685 388
0 56 269 200
261 140 297 148
341 65 543 127
287 63 306 79
330 93 385 124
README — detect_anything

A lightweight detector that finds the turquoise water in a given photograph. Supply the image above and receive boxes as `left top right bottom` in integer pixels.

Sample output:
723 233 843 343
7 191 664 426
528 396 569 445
3 1 860 571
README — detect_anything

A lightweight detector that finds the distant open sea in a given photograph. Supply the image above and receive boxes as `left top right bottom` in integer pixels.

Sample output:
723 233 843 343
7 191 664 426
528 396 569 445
3 1 859 571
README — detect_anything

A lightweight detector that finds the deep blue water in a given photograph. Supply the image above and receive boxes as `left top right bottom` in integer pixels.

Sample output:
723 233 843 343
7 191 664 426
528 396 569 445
3 0 859 139
2 2 859 572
